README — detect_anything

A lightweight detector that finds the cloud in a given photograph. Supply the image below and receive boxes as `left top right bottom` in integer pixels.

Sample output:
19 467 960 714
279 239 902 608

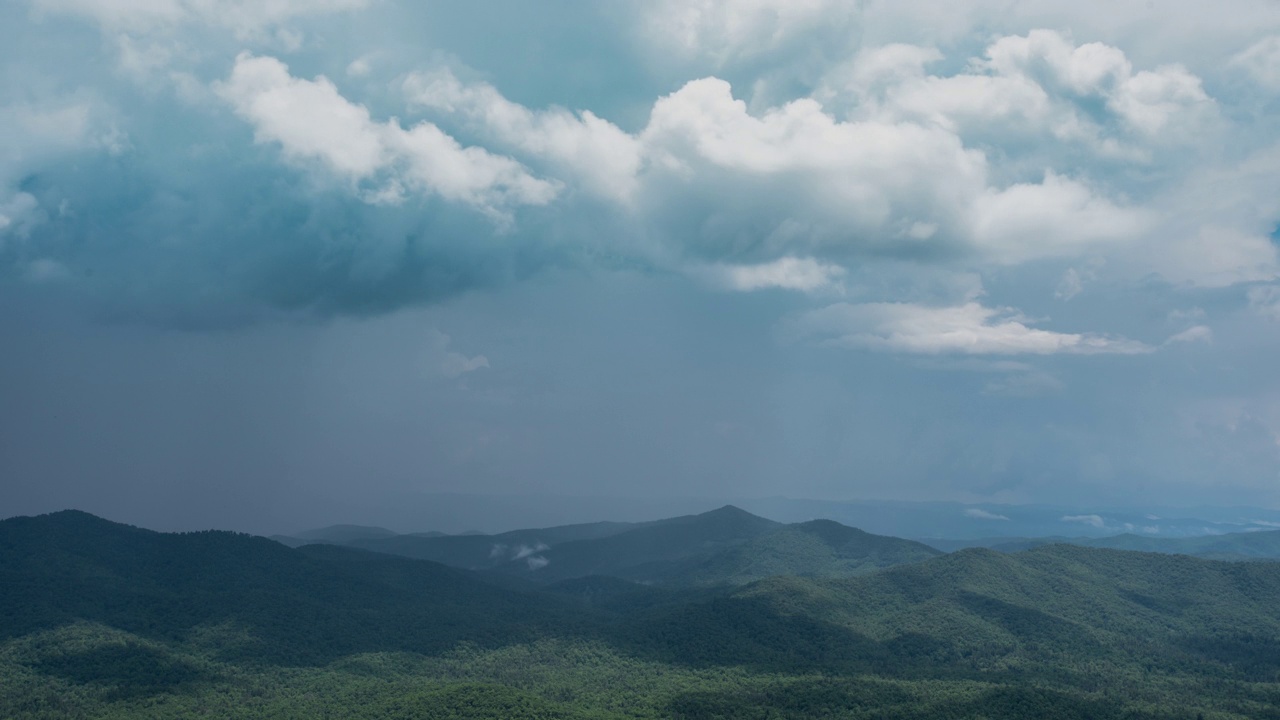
964 508 1010 521
0 192 38 243
971 172 1152 263
0 96 118 254
216 54 559 220
838 30 1215 156
642 0 860 65
512 542 549 560
700 257 845 293
31 0 371 38
1165 325 1213 345
981 30 1214 138
346 57 372 78
22 258 71 283
789 301 1152 355
4 4 1277 328
1061 514 1106 528
426 330 489 380
401 48 1184 276
1121 522 1160 534
1055 268 1084 301
642 75 982 186
1249 285 1280 320
1232 35 1280 90
404 69 641 202
1151 225 1280 288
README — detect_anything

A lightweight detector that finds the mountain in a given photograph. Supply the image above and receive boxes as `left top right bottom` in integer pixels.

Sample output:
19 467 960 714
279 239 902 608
735 497 1280 540
8 510 1280 719
1079 529 1280 559
345 507 938 586
347 505 780 582
270 523 402 548
346 518 646 566
925 529 1280 560
629 543 1280 685
295 524 400 543
667 519 942 586
921 536 1074 553
0 510 580 665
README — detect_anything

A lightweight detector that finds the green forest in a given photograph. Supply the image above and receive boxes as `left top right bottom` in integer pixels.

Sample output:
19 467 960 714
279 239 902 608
3 509 1279 719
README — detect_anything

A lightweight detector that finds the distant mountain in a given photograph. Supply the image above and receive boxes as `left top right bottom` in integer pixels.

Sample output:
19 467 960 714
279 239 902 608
347 506 939 586
733 497 1280 540
296 524 400 542
921 536 1070 553
1078 528 1280 559
925 528 1280 560
0 510 579 664
504 505 783 583
269 523 402 548
345 505 781 583
347 517 649 569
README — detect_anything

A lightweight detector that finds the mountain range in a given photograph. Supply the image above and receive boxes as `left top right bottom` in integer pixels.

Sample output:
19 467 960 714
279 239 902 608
4 507 1280 719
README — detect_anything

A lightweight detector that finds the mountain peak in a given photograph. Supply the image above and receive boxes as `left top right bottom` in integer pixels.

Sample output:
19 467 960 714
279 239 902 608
693 505 780 528
703 504 755 517
3 509 138 534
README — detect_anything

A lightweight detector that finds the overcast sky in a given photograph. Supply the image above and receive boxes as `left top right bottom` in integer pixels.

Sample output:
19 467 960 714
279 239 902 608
3 0 1280 533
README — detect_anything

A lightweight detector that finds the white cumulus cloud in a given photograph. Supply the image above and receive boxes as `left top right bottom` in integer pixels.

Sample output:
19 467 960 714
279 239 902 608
216 54 558 220
404 69 641 202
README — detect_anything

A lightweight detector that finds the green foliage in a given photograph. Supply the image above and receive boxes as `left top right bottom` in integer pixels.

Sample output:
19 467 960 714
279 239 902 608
669 519 942 586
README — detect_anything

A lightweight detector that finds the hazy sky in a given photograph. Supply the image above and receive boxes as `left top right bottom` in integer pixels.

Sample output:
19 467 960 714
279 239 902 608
3 0 1280 532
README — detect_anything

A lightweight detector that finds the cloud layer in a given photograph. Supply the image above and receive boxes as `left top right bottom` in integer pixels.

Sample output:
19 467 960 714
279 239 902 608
4 0 1280 523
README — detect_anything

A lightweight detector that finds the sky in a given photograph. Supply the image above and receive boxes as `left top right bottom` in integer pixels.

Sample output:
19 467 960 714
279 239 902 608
2 0 1280 533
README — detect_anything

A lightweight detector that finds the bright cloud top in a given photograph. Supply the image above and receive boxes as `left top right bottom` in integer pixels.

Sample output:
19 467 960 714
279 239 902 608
217 54 559 219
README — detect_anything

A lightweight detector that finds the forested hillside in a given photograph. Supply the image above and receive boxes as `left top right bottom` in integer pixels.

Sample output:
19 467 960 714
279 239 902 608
3 511 1280 719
